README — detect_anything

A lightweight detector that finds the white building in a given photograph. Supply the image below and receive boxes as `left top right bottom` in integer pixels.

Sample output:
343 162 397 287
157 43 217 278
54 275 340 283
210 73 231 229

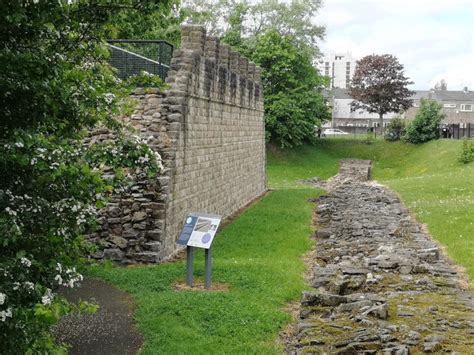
323 88 399 128
318 52 356 89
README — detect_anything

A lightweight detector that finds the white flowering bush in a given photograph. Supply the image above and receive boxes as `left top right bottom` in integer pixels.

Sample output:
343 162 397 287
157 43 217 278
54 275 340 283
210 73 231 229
0 1 166 353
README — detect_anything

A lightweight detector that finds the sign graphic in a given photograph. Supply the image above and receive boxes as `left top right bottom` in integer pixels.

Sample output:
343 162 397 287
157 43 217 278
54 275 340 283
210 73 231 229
177 213 221 249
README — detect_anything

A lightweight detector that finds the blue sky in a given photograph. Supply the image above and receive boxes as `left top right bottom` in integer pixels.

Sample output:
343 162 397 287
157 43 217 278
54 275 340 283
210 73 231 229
315 0 474 90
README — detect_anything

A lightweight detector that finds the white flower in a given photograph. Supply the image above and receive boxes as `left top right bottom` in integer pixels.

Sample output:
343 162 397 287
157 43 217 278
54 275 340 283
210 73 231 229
0 308 12 322
104 93 115 104
20 257 31 268
14 142 24 148
54 274 63 285
67 279 75 288
30 157 37 165
137 155 150 164
24 282 34 291
41 289 53 305
12 282 20 291
0 293 6 305
5 207 17 217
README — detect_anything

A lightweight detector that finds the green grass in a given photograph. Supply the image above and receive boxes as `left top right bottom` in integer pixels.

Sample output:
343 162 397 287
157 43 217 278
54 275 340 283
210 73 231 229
91 138 472 354
91 188 319 354
268 139 474 280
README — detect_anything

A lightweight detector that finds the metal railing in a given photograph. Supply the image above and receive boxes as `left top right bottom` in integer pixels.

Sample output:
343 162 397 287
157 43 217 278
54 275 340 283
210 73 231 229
318 123 474 140
107 39 174 80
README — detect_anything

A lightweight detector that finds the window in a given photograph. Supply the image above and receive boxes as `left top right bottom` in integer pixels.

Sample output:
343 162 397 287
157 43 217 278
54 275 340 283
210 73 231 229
460 104 473 111
443 103 456 108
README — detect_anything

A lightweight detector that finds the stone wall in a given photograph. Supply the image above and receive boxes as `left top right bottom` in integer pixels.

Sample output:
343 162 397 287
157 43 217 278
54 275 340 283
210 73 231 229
88 26 266 264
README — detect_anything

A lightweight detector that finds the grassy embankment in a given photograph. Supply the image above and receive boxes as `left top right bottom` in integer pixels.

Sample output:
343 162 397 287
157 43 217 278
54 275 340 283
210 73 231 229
92 138 472 353
268 139 474 280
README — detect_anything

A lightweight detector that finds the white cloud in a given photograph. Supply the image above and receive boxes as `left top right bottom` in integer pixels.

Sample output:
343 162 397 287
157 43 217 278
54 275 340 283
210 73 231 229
316 0 474 89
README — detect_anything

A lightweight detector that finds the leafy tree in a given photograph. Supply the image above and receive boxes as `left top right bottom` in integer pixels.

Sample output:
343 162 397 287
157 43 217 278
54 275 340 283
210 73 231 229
403 99 444 144
184 0 325 57
252 31 330 147
185 0 330 147
0 1 169 352
349 54 414 135
106 0 184 46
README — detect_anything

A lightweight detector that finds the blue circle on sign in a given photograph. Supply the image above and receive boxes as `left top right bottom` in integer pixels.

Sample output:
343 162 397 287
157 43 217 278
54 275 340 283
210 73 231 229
201 233 211 244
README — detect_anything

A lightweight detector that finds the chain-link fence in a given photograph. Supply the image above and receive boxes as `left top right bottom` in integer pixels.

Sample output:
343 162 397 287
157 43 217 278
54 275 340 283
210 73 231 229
107 40 174 80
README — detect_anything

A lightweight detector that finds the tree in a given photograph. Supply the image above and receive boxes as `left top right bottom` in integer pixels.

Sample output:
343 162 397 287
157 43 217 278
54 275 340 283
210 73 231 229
349 54 414 135
106 0 184 46
184 0 325 58
251 31 330 147
0 1 169 352
184 0 330 147
403 98 445 144
433 79 447 91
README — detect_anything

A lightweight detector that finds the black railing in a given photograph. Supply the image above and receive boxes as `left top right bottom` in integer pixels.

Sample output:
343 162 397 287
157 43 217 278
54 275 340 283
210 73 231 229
319 123 474 139
441 123 473 139
107 39 174 80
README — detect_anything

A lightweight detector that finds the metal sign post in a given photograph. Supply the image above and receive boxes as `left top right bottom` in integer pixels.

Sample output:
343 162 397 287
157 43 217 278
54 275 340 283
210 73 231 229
186 246 194 287
177 213 221 290
204 247 212 289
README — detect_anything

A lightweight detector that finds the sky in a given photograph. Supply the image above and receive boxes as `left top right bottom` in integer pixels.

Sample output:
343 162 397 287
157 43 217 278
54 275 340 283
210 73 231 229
315 0 474 90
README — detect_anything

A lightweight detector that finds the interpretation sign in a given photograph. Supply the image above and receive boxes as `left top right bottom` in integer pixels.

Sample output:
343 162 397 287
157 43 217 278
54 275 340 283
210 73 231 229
177 213 222 289
177 213 221 249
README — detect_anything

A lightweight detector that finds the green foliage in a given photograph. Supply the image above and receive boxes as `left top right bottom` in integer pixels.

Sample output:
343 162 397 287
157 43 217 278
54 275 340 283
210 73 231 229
0 1 166 352
251 31 330 147
125 71 168 90
105 0 182 46
385 117 407 141
403 99 444 144
458 139 474 164
185 0 325 55
186 1 329 147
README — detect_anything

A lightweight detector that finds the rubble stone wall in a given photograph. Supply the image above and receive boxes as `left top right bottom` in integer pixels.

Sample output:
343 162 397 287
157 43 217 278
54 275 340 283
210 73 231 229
88 25 266 264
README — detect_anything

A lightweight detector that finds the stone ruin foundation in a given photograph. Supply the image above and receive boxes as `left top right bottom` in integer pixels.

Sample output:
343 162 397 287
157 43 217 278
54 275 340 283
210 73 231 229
86 25 266 264
287 160 474 354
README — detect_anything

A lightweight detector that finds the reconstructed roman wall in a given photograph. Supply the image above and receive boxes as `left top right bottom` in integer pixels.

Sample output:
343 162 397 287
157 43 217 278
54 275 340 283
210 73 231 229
88 25 266 263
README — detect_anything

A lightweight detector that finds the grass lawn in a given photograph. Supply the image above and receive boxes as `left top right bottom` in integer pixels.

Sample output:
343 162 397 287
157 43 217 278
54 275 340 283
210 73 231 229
268 138 474 280
90 188 319 354
91 137 472 353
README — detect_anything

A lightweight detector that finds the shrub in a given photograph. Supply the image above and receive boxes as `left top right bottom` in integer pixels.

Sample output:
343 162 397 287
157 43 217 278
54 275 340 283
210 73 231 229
458 139 474 164
0 2 162 353
403 99 444 144
385 117 406 141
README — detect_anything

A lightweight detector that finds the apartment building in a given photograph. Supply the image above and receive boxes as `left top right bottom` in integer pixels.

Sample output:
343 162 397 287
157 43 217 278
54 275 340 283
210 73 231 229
318 52 356 89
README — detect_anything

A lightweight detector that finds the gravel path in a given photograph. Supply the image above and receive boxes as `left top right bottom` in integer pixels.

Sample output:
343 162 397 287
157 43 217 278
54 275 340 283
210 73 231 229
53 278 142 355
287 160 474 354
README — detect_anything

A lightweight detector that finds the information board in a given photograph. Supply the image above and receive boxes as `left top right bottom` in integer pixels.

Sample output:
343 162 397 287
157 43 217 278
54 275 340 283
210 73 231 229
177 213 221 249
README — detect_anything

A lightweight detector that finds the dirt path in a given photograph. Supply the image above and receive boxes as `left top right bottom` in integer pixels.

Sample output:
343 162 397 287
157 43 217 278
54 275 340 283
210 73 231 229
286 160 474 354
